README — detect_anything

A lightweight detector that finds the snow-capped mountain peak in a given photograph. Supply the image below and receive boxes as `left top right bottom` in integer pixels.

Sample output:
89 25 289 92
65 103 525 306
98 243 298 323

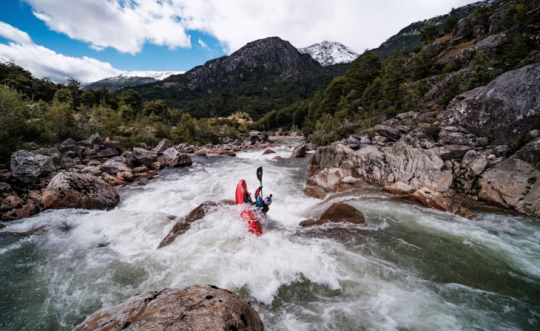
115 71 185 81
298 41 359 66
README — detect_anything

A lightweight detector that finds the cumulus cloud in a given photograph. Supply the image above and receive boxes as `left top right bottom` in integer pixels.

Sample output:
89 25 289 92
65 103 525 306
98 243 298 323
24 0 477 54
0 21 122 83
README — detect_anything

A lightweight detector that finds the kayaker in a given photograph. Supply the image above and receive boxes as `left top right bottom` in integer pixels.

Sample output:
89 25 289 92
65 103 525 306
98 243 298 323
254 186 272 214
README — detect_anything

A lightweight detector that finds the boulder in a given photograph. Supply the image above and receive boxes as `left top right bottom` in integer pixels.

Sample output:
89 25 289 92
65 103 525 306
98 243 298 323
263 149 276 155
97 148 119 159
132 165 149 174
133 147 158 167
437 145 471 161
478 138 540 217
42 172 120 210
291 144 307 158
163 148 193 168
154 139 172 152
439 130 469 145
300 203 365 227
73 286 263 331
87 133 103 146
194 149 207 156
399 188 452 212
303 186 327 199
0 182 11 194
374 124 401 141
99 160 131 175
383 182 416 195
10 150 54 183
441 63 540 144
159 200 235 248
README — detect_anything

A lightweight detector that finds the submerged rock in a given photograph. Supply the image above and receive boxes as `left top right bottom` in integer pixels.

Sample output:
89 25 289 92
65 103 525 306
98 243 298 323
300 202 365 227
73 285 263 331
159 200 235 248
42 172 119 210
303 186 327 199
263 149 276 155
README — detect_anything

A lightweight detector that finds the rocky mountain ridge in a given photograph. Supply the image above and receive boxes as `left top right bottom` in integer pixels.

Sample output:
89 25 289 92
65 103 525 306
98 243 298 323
372 0 503 58
298 41 359 66
83 71 185 91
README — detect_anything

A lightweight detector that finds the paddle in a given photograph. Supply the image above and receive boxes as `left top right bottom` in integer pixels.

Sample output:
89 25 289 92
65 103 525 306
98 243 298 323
257 167 263 198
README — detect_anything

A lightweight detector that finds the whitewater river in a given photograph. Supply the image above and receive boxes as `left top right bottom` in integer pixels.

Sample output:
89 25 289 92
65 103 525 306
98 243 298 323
1 139 540 331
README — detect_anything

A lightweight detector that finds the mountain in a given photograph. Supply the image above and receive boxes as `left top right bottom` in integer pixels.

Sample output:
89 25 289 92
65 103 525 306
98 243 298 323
298 41 359 66
83 71 185 91
371 0 501 58
135 37 348 119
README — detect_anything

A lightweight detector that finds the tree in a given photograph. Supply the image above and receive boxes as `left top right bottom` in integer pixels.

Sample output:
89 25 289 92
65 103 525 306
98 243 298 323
444 8 459 34
468 50 497 89
119 89 143 113
53 88 74 108
344 51 382 101
411 49 436 80
143 100 169 123
380 51 406 109
80 90 96 108
67 78 81 108
421 25 439 44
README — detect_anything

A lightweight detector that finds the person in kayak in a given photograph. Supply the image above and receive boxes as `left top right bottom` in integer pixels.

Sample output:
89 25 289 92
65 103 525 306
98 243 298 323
254 186 272 214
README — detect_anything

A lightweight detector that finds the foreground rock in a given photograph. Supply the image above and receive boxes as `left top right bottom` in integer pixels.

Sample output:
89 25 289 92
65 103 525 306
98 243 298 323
300 203 365 227
478 138 540 217
10 150 53 183
441 63 540 144
73 285 263 331
159 200 235 248
42 172 120 210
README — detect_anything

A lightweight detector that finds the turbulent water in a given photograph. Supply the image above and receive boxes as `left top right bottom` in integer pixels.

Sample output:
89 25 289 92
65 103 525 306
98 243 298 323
1 139 540 331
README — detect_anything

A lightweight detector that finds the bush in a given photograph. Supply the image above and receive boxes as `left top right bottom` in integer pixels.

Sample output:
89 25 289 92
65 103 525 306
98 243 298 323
424 125 441 141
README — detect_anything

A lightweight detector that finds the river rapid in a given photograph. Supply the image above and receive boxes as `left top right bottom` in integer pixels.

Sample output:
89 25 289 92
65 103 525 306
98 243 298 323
1 139 539 331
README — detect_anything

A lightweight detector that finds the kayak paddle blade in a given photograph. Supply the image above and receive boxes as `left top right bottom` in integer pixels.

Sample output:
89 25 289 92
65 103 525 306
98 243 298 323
257 167 263 183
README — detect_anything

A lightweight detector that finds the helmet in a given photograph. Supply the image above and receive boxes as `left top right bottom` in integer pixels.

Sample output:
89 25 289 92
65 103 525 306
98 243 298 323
265 195 272 205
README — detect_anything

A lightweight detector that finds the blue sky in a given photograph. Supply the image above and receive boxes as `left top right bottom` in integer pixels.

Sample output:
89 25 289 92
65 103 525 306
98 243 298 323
0 0 478 84
0 0 226 73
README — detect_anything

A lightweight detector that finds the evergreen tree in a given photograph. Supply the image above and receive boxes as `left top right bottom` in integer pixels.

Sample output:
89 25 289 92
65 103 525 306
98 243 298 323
421 25 439 44
444 8 459 34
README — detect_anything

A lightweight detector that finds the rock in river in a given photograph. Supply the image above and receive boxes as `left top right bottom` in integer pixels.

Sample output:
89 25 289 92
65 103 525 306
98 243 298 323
42 172 120 210
300 202 365 227
73 285 264 331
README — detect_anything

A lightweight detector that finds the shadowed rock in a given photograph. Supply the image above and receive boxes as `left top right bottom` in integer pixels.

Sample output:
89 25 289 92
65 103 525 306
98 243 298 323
10 150 54 183
73 285 263 331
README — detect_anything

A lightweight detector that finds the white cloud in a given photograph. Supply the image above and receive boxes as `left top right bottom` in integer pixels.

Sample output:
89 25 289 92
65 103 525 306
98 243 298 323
0 21 33 45
0 21 122 83
23 0 478 54
198 39 209 49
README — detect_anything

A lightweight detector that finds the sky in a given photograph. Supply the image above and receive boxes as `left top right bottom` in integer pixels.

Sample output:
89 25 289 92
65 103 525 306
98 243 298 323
0 0 479 84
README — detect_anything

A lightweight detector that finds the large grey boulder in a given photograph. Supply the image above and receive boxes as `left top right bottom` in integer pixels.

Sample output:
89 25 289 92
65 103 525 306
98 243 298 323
478 138 540 217
154 139 172 152
133 147 158 167
374 124 401 141
73 286 263 331
307 143 452 194
99 158 131 175
163 147 193 168
10 150 54 183
42 172 119 210
291 143 307 158
441 63 540 144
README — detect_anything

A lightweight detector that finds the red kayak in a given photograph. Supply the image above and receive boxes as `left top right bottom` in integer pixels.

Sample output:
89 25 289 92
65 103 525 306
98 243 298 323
235 180 263 236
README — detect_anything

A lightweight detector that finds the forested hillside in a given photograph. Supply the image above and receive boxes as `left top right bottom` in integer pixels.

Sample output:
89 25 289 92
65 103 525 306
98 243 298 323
133 37 348 120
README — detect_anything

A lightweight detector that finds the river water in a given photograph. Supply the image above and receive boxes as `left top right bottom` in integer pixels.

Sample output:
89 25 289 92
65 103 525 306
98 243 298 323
1 139 539 331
